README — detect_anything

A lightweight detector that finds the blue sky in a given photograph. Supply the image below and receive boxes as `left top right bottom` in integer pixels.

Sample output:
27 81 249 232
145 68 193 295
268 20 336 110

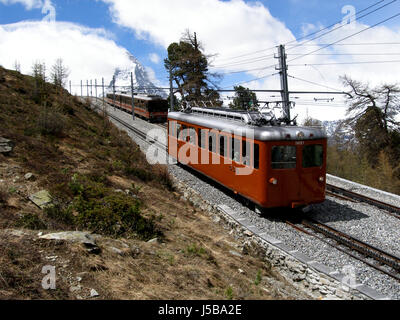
1 0 400 120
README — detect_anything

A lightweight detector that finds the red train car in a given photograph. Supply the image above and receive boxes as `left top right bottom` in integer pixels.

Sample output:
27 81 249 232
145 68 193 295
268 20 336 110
106 93 168 123
167 107 327 210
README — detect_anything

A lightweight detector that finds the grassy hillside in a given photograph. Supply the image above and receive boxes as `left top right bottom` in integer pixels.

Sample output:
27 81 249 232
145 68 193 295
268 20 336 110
0 67 308 300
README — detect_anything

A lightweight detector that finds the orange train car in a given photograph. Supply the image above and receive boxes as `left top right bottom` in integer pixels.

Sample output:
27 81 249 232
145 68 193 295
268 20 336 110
167 107 327 210
106 93 168 123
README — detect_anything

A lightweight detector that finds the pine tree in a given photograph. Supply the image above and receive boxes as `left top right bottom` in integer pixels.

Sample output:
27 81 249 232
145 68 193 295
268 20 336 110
229 86 258 111
164 30 222 108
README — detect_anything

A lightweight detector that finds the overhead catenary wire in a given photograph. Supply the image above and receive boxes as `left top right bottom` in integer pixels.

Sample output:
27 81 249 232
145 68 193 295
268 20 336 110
210 0 389 65
287 12 400 64
288 60 400 66
287 75 346 93
285 0 397 52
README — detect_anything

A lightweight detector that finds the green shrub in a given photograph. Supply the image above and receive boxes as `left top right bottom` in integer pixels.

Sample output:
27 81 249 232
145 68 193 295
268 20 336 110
254 270 262 286
37 108 65 136
225 287 234 300
15 213 47 230
68 174 160 240
186 243 206 256
44 205 75 226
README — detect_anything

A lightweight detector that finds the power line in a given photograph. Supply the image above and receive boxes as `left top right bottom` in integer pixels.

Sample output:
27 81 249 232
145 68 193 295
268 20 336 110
222 72 279 89
287 75 347 93
287 53 400 56
286 0 397 52
287 42 400 46
287 11 400 63
210 54 275 69
211 0 388 65
289 59 400 66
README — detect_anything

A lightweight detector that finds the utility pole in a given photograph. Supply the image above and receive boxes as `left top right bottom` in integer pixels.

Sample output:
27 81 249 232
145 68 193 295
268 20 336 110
102 77 105 109
112 75 116 110
131 72 135 120
275 45 291 124
86 80 89 97
81 80 83 97
69 80 72 95
95 79 98 100
90 80 93 97
169 64 174 111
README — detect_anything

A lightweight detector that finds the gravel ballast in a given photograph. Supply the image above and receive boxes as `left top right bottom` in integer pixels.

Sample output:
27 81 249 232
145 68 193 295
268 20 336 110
94 99 400 300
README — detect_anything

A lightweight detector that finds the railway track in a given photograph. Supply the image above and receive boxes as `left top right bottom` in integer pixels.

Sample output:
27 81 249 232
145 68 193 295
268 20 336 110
88 98 400 284
286 216 400 282
326 183 400 219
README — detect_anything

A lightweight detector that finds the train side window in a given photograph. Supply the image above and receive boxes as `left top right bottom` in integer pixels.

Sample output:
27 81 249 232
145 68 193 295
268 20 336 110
303 145 323 168
180 125 187 141
200 129 207 149
231 138 241 163
209 132 217 153
271 146 296 169
189 127 196 145
198 128 202 148
177 123 183 141
254 144 260 169
169 121 176 138
219 135 228 158
242 140 251 166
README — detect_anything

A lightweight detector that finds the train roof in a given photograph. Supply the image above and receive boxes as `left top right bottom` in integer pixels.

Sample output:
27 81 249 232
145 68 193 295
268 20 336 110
113 92 166 101
168 111 327 141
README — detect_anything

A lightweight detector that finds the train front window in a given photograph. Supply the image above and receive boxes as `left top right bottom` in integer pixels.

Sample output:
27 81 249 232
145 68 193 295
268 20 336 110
303 145 323 168
271 146 297 169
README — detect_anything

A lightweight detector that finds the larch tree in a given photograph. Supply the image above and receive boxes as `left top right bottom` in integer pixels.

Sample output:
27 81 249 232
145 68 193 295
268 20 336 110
342 75 400 168
51 58 70 88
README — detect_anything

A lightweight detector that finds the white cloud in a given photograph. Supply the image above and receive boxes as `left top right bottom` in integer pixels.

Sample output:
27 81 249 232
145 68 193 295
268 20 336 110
0 0 45 10
102 0 295 59
149 53 160 64
98 0 398 121
0 21 132 95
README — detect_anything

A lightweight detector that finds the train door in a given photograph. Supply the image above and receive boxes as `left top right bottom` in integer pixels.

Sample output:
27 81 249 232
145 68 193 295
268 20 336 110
299 142 326 202
267 143 302 208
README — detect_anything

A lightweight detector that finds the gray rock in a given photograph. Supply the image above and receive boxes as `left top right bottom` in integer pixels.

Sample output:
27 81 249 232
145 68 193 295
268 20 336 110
69 285 82 293
40 231 101 254
147 238 158 244
29 190 52 209
0 137 13 154
24 173 34 180
109 246 123 255
229 250 243 258
90 289 99 297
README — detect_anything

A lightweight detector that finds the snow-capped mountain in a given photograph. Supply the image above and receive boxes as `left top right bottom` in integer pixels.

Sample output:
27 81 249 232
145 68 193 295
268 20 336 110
108 52 167 98
322 120 342 137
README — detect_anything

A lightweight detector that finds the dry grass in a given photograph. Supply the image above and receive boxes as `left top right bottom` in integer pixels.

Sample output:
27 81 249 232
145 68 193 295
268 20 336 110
0 66 310 300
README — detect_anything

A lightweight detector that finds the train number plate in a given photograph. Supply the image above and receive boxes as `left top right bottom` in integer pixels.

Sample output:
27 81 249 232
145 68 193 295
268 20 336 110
296 141 305 145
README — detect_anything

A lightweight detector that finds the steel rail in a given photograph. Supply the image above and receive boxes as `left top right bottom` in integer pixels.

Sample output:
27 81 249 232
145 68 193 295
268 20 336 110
286 217 400 282
87 97 400 283
326 183 400 219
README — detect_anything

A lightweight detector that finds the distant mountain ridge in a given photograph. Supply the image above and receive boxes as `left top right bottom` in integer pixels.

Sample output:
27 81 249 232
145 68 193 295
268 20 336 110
108 52 167 98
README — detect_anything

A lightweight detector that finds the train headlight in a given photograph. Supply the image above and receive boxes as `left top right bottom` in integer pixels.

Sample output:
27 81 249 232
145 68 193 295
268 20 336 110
319 176 325 182
269 178 278 185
